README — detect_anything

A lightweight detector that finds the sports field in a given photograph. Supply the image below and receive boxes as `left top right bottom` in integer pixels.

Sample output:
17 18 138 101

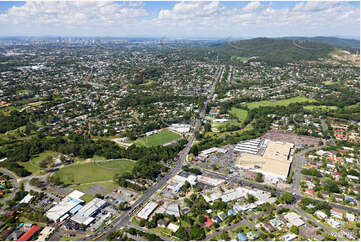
246 97 316 110
304 105 338 111
52 159 135 185
134 129 181 147
228 108 248 124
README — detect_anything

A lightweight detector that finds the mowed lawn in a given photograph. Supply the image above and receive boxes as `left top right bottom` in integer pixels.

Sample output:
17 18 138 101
246 97 316 110
304 105 338 111
134 129 181 147
52 159 135 185
228 108 248 124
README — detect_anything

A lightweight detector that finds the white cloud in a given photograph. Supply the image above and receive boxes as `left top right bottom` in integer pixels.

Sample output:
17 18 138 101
0 1 358 37
0 1 147 27
243 1 261 12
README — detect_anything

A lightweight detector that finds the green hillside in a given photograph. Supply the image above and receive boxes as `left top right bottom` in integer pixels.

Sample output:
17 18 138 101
281 36 360 49
214 38 335 65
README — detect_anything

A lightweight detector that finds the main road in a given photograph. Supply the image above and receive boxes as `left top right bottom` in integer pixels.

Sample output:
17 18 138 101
91 65 224 241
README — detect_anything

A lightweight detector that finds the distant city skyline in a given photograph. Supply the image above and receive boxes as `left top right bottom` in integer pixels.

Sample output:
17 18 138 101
0 1 359 38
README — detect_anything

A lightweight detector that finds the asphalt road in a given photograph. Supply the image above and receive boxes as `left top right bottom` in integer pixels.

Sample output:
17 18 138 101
321 119 336 146
0 168 19 211
290 146 321 195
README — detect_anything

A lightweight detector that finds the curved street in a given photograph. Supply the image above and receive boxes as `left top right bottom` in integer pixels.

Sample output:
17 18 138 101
0 168 19 212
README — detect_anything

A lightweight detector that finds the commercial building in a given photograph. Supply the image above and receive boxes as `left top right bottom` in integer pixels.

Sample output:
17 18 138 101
70 198 106 226
45 190 85 222
234 139 263 154
168 124 190 134
45 197 83 222
172 174 197 186
136 201 158 220
236 139 294 180
197 175 225 186
200 147 227 156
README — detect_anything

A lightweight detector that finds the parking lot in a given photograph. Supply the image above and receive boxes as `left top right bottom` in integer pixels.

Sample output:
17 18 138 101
85 184 107 196
194 145 239 174
262 129 321 146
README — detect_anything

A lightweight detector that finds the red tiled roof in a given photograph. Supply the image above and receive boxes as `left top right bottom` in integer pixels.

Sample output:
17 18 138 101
17 225 41 241
204 215 213 227
331 208 343 214
305 189 314 195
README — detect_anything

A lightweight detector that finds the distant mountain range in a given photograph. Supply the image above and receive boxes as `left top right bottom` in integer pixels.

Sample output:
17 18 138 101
212 37 359 65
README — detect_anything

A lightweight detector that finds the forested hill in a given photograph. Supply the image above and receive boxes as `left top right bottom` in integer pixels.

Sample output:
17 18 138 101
280 36 360 49
213 37 336 65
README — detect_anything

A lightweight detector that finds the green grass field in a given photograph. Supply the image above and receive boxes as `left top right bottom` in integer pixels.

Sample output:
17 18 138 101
228 108 248 124
323 80 340 86
206 123 253 139
231 56 251 62
304 105 338 111
21 150 58 175
52 159 135 185
246 97 316 110
134 129 181 147
345 103 360 111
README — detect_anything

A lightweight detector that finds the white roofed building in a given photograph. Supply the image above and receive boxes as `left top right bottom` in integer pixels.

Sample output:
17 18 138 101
136 202 158 220
20 194 34 204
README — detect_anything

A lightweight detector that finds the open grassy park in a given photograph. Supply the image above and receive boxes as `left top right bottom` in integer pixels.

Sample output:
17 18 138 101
304 105 338 111
246 96 316 110
52 159 136 185
323 80 340 86
228 108 248 124
21 150 59 175
134 129 181 147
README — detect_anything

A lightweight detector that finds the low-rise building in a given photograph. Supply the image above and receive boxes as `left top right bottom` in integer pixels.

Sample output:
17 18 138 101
282 233 297 241
136 201 158 220
261 221 275 233
315 210 328 220
284 212 305 227
330 208 344 219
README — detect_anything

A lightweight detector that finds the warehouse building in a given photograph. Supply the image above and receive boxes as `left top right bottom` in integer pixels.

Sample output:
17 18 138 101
45 190 85 222
70 198 107 226
236 139 294 180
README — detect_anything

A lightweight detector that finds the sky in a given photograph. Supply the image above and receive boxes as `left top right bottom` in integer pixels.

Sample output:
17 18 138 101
0 1 359 38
